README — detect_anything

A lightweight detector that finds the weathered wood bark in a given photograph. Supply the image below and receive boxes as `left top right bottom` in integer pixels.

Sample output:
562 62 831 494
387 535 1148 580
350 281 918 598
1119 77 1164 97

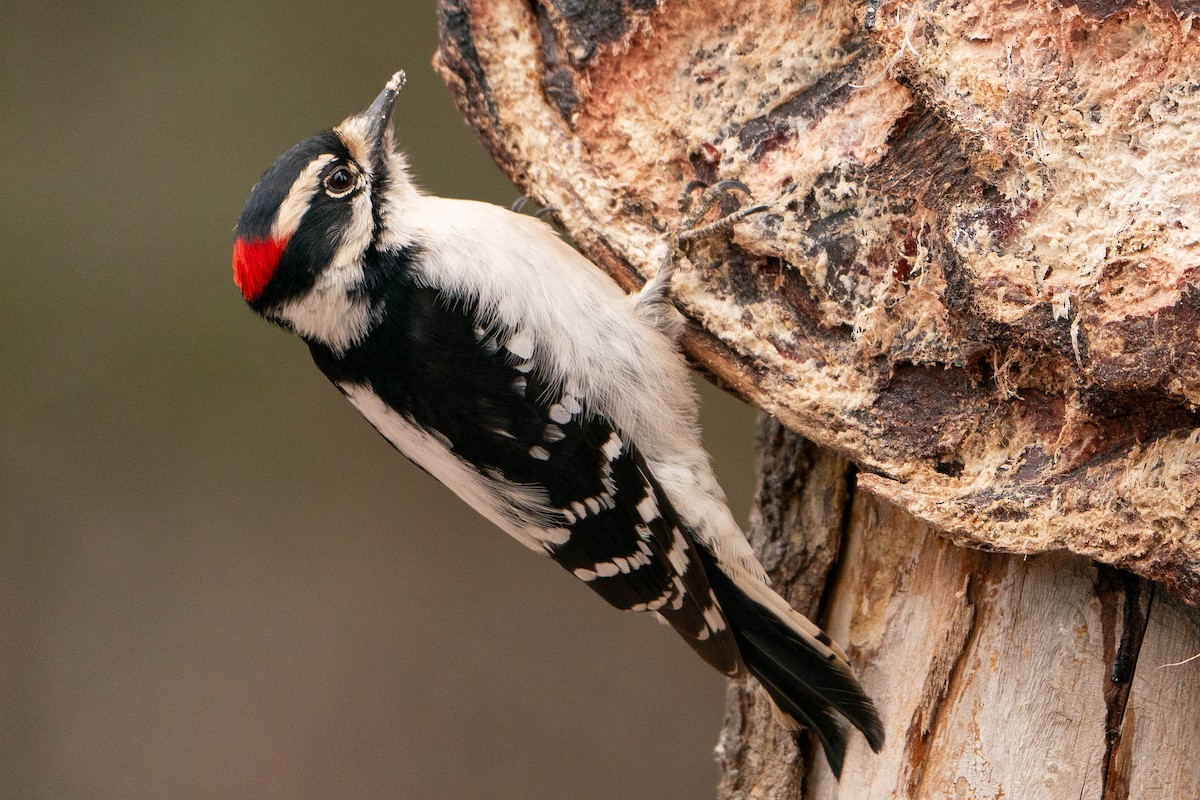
432 0 1200 793
434 0 1200 600
722 417 1200 797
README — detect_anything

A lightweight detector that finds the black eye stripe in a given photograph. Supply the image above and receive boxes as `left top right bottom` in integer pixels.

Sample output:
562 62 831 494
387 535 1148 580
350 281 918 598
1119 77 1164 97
235 131 352 241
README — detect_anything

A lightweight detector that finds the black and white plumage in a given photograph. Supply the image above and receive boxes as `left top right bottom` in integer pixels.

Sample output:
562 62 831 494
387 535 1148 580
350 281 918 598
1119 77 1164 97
233 72 884 775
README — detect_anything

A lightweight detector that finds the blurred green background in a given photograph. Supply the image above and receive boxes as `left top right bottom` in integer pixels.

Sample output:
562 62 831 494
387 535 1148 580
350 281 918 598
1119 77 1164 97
1 3 759 798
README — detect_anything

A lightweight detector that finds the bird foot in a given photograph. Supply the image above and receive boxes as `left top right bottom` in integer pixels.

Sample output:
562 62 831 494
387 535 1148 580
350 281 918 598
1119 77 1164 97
638 180 768 308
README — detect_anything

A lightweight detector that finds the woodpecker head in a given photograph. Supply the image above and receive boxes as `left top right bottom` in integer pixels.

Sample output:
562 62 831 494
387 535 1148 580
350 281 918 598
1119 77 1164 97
233 71 412 348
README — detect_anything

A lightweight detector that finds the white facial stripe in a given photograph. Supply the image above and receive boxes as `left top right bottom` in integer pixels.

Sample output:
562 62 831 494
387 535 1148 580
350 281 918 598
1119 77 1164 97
272 168 378 354
325 190 375 283
271 154 337 241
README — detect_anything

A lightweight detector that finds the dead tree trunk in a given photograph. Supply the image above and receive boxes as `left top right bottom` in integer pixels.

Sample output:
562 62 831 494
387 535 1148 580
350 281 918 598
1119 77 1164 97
434 0 1200 793
720 416 1200 797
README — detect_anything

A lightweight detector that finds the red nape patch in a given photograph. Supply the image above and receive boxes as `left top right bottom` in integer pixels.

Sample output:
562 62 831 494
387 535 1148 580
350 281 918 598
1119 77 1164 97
232 236 288 302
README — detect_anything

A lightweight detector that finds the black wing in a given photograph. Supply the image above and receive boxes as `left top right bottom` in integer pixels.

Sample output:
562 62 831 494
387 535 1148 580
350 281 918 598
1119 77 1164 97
309 277 743 675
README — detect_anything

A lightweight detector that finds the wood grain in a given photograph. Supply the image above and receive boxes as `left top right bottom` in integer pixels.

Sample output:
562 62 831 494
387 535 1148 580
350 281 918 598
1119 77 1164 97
723 418 1200 797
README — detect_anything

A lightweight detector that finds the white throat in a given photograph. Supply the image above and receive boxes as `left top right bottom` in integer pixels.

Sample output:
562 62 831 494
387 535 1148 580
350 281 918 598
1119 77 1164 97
272 190 379 354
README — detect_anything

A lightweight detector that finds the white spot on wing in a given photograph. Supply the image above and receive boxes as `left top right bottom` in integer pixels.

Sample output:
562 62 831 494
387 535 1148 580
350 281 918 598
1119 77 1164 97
506 330 534 360
529 445 550 460
637 493 659 523
633 590 672 612
666 528 691 574
570 540 656 586
537 527 572 546
548 404 571 424
702 596 727 632
601 433 623 461
670 576 687 609
560 394 582 415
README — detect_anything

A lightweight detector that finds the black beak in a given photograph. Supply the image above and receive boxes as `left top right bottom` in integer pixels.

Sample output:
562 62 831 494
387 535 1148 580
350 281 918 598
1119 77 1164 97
362 70 406 156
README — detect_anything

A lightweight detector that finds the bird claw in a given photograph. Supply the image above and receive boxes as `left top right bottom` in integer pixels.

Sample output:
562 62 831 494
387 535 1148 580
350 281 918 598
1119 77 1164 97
639 179 768 311
677 179 755 216
511 196 563 227
677 180 712 212
674 179 767 245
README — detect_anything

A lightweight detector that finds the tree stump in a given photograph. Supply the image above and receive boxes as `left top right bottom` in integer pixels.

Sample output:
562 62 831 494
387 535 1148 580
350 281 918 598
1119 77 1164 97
434 0 1200 793
722 416 1200 796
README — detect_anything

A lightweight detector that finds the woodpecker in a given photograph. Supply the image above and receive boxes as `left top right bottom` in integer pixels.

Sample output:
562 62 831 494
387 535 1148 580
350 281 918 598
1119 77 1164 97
233 71 883 775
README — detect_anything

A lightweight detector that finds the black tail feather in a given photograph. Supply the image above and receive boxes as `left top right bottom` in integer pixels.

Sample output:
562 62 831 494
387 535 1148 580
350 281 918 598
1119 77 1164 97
699 548 884 776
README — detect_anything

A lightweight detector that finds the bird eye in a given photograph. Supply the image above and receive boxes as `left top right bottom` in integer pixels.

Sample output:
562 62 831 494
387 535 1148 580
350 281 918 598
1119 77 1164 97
324 165 358 197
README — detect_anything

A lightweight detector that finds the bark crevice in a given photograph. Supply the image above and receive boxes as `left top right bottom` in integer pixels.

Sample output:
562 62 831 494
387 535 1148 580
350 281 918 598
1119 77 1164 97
900 572 977 797
1097 570 1154 800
